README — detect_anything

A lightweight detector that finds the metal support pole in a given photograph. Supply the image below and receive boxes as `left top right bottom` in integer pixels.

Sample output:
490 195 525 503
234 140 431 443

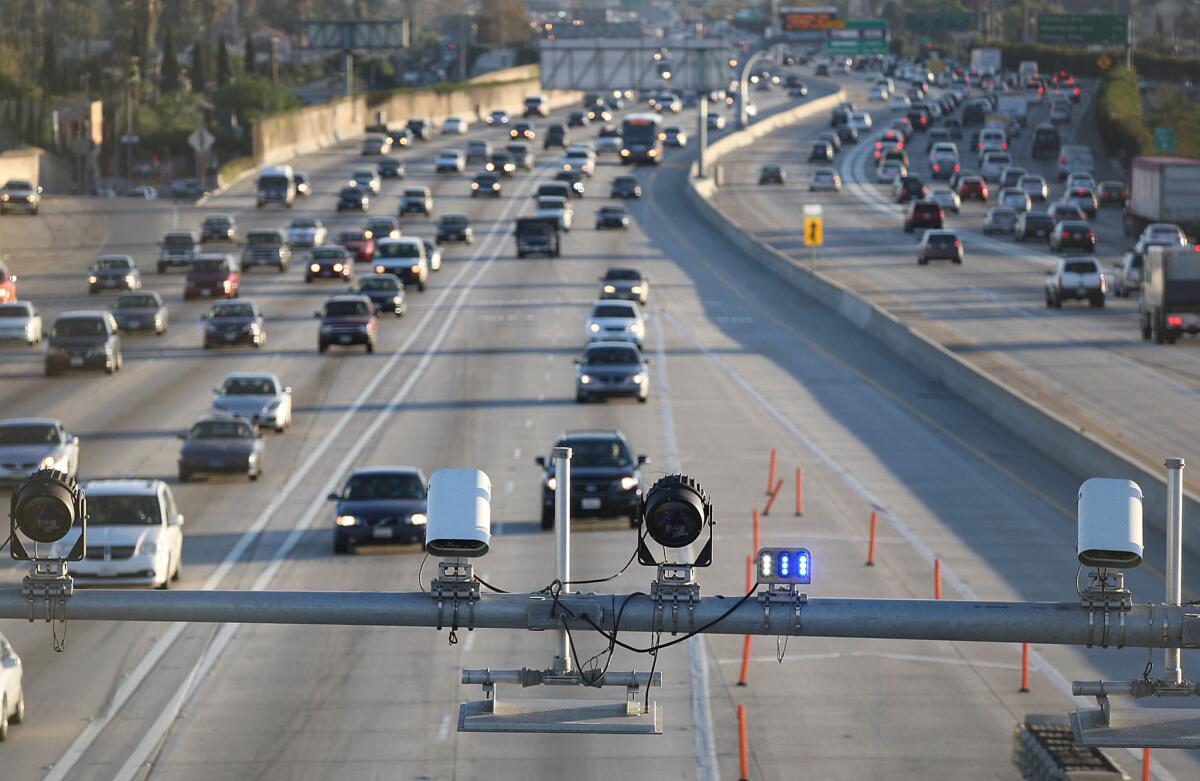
1165 457 1185 684
553 446 572 673
697 94 708 179
344 51 354 96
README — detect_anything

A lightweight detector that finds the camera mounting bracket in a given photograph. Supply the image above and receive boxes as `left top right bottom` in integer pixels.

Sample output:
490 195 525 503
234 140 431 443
430 559 480 634
758 583 808 634
1080 567 1132 648
650 563 701 635
22 559 73 623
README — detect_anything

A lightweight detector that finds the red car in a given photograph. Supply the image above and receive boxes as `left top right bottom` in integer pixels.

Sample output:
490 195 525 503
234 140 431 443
0 261 16 302
184 254 241 300
904 200 944 233
957 176 989 202
316 294 378 354
337 229 376 262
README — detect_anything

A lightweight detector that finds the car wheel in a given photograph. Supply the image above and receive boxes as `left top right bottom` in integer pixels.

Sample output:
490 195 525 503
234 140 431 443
1054 296 1062 309
0 695 8 741
318 341 328 353
89 287 97 295
637 395 648 404
540 508 554 530
418 280 426 292
249 469 259 482
1153 314 1165 344
158 263 166 273
11 689 23 725
1045 294 1053 308
575 393 587 404
105 357 116 374
366 339 375 354
334 537 350 554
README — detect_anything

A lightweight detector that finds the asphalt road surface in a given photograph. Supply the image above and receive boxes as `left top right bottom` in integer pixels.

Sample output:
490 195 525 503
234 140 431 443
0 76 1196 781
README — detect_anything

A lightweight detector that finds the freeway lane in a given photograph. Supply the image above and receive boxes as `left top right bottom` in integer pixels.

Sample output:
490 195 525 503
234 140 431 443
714 68 1200 519
0 77 1195 781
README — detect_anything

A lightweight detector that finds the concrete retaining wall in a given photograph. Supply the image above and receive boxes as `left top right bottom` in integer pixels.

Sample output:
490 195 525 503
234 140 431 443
253 68 578 168
686 90 1200 553
0 147 74 194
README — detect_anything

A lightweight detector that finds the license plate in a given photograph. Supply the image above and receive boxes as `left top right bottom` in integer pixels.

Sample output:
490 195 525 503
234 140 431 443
1077 288 1086 296
70 357 84 367
581 498 602 510
339 335 351 344
225 333 238 341
372 527 393 539
209 460 224 468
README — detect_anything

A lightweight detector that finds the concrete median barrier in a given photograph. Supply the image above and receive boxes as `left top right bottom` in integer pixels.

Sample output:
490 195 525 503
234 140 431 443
685 88 1200 552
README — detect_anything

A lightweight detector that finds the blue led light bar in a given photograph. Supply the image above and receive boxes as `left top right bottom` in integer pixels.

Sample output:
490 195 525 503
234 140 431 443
755 547 812 585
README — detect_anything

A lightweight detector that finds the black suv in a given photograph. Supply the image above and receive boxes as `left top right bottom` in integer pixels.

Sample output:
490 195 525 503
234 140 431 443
328 467 428 552
1031 123 1061 160
536 430 648 529
544 123 568 149
611 176 641 199
45 311 123 376
904 200 944 233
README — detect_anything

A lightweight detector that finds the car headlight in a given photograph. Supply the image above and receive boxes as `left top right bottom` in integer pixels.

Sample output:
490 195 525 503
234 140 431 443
310 263 321 272
631 373 645 384
630 285 642 294
141 540 158 555
647 149 658 157
336 515 360 526
580 374 591 385
393 295 403 304
409 513 427 526
603 285 616 293
39 455 62 470
546 476 557 491
492 183 500 190
125 274 136 284
375 265 386 274
0 194 8 201
88 275 98 284
471 182 479 189
620 476 638 491
589 323 600 333
410 264 420 272
333 263 344 272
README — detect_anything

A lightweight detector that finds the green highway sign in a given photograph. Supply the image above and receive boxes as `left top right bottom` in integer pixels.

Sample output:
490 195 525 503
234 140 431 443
1037 14 1127 45
904 12 976 33
1155 127 1176 153
827 19 888 55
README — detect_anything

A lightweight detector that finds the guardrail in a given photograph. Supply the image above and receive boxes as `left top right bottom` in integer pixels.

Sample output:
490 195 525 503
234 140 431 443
683 86 1200 554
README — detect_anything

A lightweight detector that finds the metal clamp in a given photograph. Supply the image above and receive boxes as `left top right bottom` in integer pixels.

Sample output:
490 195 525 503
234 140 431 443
22 560 73 624
650 564 701 635
430 559 481 634
757 584 808 634
1080 568 1132 649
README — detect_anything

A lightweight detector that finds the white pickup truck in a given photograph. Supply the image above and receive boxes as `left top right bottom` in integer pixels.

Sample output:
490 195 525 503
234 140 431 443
1045 257 1107 308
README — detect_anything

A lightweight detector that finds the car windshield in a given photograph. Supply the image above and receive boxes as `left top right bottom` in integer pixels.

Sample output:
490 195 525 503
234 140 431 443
339 232 368 243
313 248 346 260
594 305 634 318
191 259 229 273
0 424 57 445
538 198 564 210
87 495 161 526
605 269 641 281
4 180 33 191
584 347 639 365
210 303 253 318
117 295 158 308
222 377 276 395
0 304 29 318
378 242 419 259
342 473 426 500
95 258 132 270
559 438 632 468
325 300 370 317
352 171 374 181
340 187 362 197
204 217 231 227
1065 261 1097 273
164 235 194 248
247 232 281 245
359 278 397 291
404 190 426 198
441 216 468 226
190 420 255 439
291 219 318 228
53 318 106 337
929 233 957 244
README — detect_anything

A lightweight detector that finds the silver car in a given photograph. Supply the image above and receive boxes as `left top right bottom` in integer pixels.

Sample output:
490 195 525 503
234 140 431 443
0 417 80 488
999 187 1032 214
809 168 842 192
287 217 327 248
535 196 573 232
0 632 24 740
575 342 650 403
0 179 40 215
212 372 293 432
1018 174 1049 201
599 267 649 304
586 300 644 348
983 207 1019 235
0 301 42 345
350 169 381 195
930 188 961 214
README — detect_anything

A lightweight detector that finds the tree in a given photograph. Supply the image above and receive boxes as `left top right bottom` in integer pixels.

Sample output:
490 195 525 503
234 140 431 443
243 34 256 77
475 0 531 47
162 25 179 92
216 35 230 86
191 40 207 93
41 31 59 94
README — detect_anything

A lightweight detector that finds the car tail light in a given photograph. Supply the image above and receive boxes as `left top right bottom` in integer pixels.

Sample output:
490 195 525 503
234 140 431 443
954 240 962 248
1169 316 1184 327
1003 142 1008 150
933 164 940 172
953 164 960 172
1059 156 1067 164
875 141 883 149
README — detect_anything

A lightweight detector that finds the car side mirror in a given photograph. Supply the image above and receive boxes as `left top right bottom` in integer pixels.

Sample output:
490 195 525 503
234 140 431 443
326 492 340 502
638 455 650 465
284 386 293 394
535 456 546 467
313 311 322 318
172 514 185 527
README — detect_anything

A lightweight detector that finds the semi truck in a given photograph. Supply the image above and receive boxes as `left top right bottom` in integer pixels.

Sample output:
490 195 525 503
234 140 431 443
1123 156 1200 239
970 48 1001 76
1139 245 1200 344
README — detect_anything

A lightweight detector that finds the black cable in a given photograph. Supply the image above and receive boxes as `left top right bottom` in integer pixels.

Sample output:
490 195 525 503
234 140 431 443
578 588 759 655
0 535 9 554
644 630 661 712
417 553 428 593
475 574 509 594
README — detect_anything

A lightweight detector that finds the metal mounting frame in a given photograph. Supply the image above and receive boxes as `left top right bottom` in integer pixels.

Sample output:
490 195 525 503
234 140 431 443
22 559 73 623
649 563 701 635
430 559 480 634
1079 567 1132 648
758 583 808 634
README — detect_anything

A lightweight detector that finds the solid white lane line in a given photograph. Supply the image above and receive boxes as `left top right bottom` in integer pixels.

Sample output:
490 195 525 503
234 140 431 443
660 308 1181 781
51 165 544 781
715 650 1022 671
651 305 719 781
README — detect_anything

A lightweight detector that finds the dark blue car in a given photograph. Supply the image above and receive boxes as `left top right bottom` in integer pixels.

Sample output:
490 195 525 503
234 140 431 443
328 467 428 553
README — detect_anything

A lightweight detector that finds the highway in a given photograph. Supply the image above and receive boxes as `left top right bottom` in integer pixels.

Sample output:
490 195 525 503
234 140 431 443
0 75 1197 781
714 68 1200 511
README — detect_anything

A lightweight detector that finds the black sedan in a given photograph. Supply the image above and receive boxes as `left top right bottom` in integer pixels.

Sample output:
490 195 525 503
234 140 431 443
759 165 786 185
178 416 264 482
306 245 354 283
337 186 370 212
611 175 641 199
112 291 168 335
536 430 647 529
350 274 406 316
1050 221 1097 253
329 467 428 553
377 157 406 179
471 172 502 197
596 205 630 230
809 142 834 162
201 300 265 349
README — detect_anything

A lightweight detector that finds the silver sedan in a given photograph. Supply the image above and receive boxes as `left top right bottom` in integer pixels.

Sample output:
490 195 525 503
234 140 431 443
0 417 80 489
211 373 293 433
0 301 42 345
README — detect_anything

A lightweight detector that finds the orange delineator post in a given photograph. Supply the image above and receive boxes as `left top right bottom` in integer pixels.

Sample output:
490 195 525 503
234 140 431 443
762 479 784 516
1020 643 1031 692
865 510 877 566
795 466 804 516
1142 748 1151 781
753 508 760 556
737 704 750 781
934 558 943 600
738 555 752 686
767 448 777 495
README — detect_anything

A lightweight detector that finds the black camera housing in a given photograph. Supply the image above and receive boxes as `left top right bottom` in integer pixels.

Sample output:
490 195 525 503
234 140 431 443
9 469 87 562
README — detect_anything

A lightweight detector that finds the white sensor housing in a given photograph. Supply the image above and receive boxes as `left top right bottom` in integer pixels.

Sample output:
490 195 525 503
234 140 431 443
426 469 492 557
1077 478 1143 569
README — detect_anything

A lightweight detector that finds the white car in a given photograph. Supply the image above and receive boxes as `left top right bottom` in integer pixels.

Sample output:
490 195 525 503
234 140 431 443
876 160 907 183
69 479 185 588
707 113 727 130
435 149 465 173
0 301 42 345
212 372 293 432
585 299 645 348
349 169 381 195
999 187 1032 214
1140 223 1188 247
535 195 573 232
287 217 326 248
980 152 1013 182
1018 174 1049 201
868 86 888 101
0 417 79 488
0 632 24 740
890 95 912 110
809 168 842 192
929 188 961 214
849 112 873 132
1045 256 1106 308
595 136 623 155
442 116 469 134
